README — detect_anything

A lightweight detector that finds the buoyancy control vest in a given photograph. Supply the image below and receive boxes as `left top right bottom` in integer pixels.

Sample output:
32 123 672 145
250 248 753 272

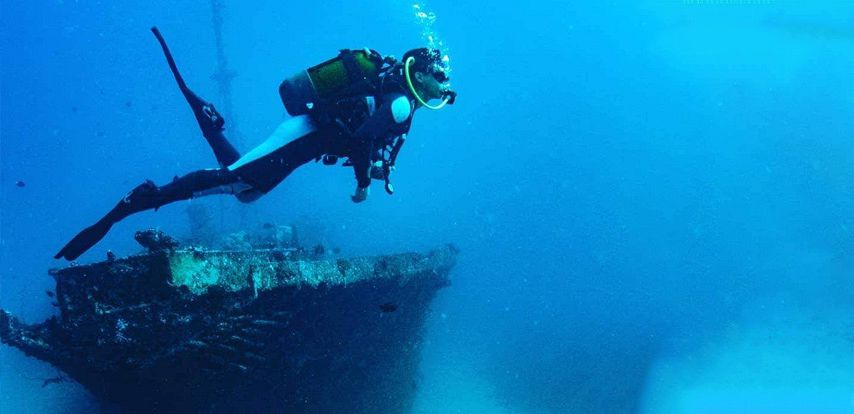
280 49 415 194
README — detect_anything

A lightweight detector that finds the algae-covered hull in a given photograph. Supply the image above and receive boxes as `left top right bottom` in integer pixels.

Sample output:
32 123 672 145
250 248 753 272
0 239 457 413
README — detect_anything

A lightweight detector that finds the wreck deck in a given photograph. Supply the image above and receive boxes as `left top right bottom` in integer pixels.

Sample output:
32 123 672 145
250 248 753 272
1 238 457 413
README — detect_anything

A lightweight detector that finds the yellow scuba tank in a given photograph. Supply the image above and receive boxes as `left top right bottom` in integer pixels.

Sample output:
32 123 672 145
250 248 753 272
279 49 385 116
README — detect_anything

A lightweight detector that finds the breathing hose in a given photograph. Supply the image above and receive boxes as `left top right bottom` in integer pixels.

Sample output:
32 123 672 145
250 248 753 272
404 57 451 110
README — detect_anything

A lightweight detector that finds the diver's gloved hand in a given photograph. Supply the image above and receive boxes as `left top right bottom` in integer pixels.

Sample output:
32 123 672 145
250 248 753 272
351 186 369 203
370 162 386 180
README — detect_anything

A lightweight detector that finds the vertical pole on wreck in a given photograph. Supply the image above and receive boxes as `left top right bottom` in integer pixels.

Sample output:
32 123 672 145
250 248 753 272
210 0 237 145
207 0 251 232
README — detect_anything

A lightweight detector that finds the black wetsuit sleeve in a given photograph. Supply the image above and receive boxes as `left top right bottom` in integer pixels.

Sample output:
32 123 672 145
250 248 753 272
350 93 410 188
351 137 373 189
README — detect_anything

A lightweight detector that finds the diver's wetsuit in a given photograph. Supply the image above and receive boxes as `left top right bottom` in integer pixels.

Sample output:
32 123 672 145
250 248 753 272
55 28 428 261
188 88 414 198
54 88 414 261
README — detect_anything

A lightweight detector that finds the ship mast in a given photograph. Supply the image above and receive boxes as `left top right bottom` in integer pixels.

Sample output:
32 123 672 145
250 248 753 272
210 0 237 144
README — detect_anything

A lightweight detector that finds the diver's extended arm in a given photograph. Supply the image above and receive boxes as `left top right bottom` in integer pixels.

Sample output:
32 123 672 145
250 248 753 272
349 137 373 203
348 93 412 202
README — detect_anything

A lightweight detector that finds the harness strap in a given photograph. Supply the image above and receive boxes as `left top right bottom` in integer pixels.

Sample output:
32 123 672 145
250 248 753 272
388 134 406 167
365 96 377 116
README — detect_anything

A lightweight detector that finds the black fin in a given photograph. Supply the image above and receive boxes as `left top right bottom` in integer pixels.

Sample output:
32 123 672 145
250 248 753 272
54 219 114 261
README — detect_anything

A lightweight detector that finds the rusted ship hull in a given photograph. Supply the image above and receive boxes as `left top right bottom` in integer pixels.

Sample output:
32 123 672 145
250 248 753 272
1 244 457 413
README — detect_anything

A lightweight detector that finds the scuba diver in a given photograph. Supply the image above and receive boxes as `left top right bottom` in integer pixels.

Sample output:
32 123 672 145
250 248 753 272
54 27 456 261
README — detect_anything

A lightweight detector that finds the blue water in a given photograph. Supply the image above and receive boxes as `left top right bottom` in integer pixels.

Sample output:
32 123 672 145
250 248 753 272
3 1 854 413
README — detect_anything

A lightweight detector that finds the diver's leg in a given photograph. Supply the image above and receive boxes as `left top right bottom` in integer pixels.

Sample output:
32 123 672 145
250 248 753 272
184 92 241 168
225 115 330 197
54 169 242 261
151 27 239 167
229 127 333 196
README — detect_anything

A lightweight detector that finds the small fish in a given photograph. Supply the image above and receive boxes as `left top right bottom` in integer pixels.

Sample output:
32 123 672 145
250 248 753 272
15 180 25 188
379 302 397 313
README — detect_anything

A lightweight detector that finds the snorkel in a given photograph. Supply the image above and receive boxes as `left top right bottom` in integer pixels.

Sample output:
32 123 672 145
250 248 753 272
404 56 456 110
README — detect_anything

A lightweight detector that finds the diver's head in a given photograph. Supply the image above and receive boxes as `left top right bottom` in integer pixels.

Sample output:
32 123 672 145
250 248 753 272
403 47 451 103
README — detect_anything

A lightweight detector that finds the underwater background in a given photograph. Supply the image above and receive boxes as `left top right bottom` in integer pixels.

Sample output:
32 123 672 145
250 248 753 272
3 1 854 413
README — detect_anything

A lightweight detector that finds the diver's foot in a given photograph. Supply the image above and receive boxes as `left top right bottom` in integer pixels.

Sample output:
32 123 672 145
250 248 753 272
122 180 159 204
128 179 165 209
198 103 225 133
185 90 225 136
112 179 164 217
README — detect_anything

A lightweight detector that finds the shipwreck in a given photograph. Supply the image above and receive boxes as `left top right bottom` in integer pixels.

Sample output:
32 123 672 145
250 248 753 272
0 228 457 413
